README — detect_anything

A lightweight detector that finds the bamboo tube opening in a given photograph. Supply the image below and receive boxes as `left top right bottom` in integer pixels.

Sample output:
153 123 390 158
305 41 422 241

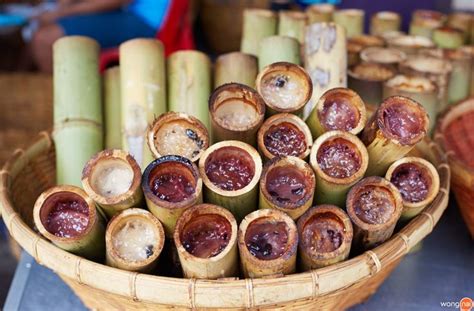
387 35 435 54
374 11 399 21
348 35 385 51
412 10 446 22
349 63 396 82
385 74 436 94
147 112 209 162
306 4 335 24
360 47 407 66
381 31 405 41
308 3 334 14
433 26 465 48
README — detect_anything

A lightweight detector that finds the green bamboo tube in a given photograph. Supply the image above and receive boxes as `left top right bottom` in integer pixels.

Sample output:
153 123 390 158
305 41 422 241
168 50 212 129
81 149 143 218
361 96 429 177
387 35 435 56
306 88 367 138
310 130 368 207
214 52 258 89
103 66 121 149
433 26 465 48
259 156 315 220
53 36 103 186
347 35 385 67
370 11 401 36
360 47 407 69
120 39 166 169
460 46 474 96
241 9 277 56
258 36 301 70
278 11 307 44
333 9 364 39
198 140 263 222
297 205 353 270
409 10 446 38
447 12 473 42
33 185 105 261
306 4 334 24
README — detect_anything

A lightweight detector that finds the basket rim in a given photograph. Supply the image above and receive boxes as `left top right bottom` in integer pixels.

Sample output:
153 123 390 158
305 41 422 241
0 131 450 308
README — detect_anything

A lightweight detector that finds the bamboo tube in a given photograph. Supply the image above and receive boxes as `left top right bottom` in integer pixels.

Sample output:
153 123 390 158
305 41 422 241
370 11 401 36
303 22 347 120
198 140 262 222
347 35 385 66
333 9 364 39
310 130 368 207
259 156 315 220
409 10 446 38
306 88 367 138
297 205 352 270
241 9 277 56
255 62 312 116
174 204 238 279
460 46 474 96
360 47 407 69
120 39 166 169
238 209 298 278
278 11 307 44
142 155 203 238
258 36 301 70
214 52 258 89
103 66 121 149
387 35 435 56
147 112 210 163
447 12 472 40
209 83 265 147
167 50 212 129
346 176 403 251
306 4 334 24
53 36 103 186
385 157 440 221
432 26 465 48
33 185 105 261
257 113 312 162
81 149 143 218
361 96 429 177
105 208 165 272
381 30 406 42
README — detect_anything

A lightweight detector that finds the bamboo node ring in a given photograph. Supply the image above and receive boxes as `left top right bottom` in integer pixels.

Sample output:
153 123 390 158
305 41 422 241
188 278 196 309
366 250 381 275
421 212 435 232
245 278 255 308
129 272 139 302
75 258 83 284
397 233 410 253
310 270 320 298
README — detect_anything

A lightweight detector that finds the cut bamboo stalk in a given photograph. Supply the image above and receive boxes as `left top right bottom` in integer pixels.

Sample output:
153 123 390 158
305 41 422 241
460 46 474 96
258 36 301 70
306 88 367 138
142 155 203 238
209 83 265 147
33 185 105 261
147 112 209 163
214 52 258 89
255 62 312 116
105 208 165 272
168 50 212 129
241 9 277 56
297 205 352 270
370 11 401 36
278 11 307 44
387 35 435 56
174 204 238 279
238 209 298 278
333 9 364 39
198 140 262 222
303 22 347 120
360 47 407 69
257 113 312 162
447 12 472 38
306 4 334 24
409 10 446 38
259 156 316 220
432 26 465 48
361 96 429 176
310 130 368 207
81 149 143 218
381 30 406 42
103 66 122 149
347 35 385 66
120 39 166 169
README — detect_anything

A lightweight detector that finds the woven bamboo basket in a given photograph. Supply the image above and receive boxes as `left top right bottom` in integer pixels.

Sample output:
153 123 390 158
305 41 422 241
435 97 474 238
0 132 449 310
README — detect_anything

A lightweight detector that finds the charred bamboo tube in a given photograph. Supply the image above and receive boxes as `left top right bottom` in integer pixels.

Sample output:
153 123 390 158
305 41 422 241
53 36 103 186
346 176 403 251
333 9 364 39
370 11 401 36
105 208 165 272
297 205 353 270
306 88 367 138
447 12 473 42
103 66 121 149
257 113 312 162
168 50 212 129
142 155 203 237
241 9 277 56
238 209 298 278
385 157 440 221
361 96 429 176
360 47 407 69
214 52 258 89
259 156 316 220
120 39 166 169
209 83 265 147
306 4 334 24
387 35 435 56
82 149 143 218
147 112 209 163
432 26 465 48
278 11 307 44
303 22 347 120
174 204 238 279
258 36 301 70
198 140 262 222
33 185 105 261
255 62 312 116
310 130 369 207
347 35 385 66
460 46 474 96
409 10 446 38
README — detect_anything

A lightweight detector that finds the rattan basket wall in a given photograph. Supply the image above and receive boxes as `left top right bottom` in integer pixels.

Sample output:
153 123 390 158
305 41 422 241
0 132 449 310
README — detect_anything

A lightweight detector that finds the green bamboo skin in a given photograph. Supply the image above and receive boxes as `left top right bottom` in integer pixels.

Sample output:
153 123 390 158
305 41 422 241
103 67 122 149
278 11 307 44
348 63 396 106
214 52 258 89
241 9 277 56
333 9 364 39
33 186 105 261
443 49 471 104
120 39 166 169
370 11 401 36
447 12 472 42
409 10 446 38
167 50 212 129
460 46 474 96
306 4 334 24
433 27 465 49
387 35 435 56
258 36 301 71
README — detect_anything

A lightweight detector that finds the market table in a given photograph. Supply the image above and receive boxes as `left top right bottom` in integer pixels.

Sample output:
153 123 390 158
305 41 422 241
3 197 473 311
